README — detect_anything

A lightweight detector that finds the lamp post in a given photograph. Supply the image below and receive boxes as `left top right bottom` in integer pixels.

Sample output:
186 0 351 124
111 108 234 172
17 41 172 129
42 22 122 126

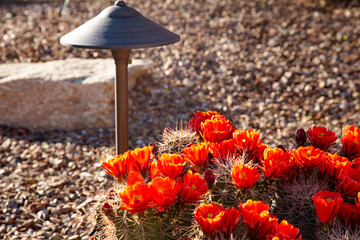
60 0 180 155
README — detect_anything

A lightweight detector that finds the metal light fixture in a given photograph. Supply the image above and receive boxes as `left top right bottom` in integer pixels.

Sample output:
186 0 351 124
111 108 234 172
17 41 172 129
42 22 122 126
60 0 180 155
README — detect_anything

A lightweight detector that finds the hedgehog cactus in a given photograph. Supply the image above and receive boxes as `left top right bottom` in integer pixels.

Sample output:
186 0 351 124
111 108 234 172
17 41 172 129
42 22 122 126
272 176 328 240
87 111 360 240
157 125 199 155
316 221 360 240
210 157 239 208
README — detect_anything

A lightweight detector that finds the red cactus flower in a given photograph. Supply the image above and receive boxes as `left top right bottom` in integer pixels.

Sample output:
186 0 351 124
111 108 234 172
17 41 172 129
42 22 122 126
201 116 234 143
150 162 160 178
317 153 350 179
208 139 237 163
220 207 241 238
101 153 129 182
338 202 360 228
119 182 152 214
239 200 269 232
257 213 279 240
231 164 260 191
292 146 323 171
157 153 187 179
253 143 269 163
194 203 225 237
312 190 343 223
188 111 222 134
233 129 263 157
337 166 360 198
127 171 144 185
307 126 337 150
239 200 276 239
150 176 181 212
352 157 360 168
179 171 208 203
182 143 210 170
128 146 154 177
342 125 360 160
266 220 302 240
260 147 293 179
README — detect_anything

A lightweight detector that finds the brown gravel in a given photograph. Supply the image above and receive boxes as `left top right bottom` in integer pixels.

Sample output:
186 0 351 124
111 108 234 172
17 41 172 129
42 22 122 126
1 0 360 239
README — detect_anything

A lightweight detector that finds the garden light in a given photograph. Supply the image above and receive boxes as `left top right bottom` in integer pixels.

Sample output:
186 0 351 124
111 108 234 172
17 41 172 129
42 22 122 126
60 0 180 154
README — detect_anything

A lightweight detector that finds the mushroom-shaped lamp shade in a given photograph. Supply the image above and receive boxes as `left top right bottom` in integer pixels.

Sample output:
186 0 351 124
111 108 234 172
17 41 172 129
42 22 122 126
60 1 180 155
60 1 180 49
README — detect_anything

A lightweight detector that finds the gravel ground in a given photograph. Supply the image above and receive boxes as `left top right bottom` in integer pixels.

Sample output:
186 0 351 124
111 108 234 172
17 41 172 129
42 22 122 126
1 0 360 239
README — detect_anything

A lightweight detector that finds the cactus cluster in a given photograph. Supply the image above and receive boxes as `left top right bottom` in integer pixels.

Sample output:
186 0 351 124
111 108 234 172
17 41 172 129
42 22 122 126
87 111 360 240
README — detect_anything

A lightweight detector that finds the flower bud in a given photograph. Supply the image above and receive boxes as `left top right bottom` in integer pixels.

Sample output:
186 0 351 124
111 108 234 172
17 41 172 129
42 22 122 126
101 202 115 219
295 128 307 146
148 142 158 153
204 170 215 189
277 145 287 152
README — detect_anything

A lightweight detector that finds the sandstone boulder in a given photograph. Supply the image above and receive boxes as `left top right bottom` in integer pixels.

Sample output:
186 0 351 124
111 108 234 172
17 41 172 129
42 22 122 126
0 58 152 130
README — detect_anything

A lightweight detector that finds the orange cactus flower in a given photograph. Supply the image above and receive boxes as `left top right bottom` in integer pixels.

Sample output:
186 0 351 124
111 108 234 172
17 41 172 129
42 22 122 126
220 207 241 238
307 126 337 150
194 203 225 237
182 143 210 170
317 153 350 179
119 182 152 214
128 146 154 177
338 202 360 228
257 213 279 240
260 147 293 179
149 176 181 212
208 139 237 163
101 153 129 182
201 117 234 143
312 190 343 223
266 220 302 240
342 125 360 160
188 111 222 134
194 111 222 121
179 171 208 203
352 157 360 168
231 164 260 190
233 129 263 157
126 171 144 185
253 143 269 163
337 166 360 198
157 153 187 179
292 146 323 171
150 162 160 178
239 200 276 239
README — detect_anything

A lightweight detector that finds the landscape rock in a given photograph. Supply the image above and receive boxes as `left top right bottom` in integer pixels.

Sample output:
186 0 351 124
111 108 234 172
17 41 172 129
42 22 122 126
0 58 152 130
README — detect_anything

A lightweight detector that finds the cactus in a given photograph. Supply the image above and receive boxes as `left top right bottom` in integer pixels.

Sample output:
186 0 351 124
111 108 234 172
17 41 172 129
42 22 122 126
272 176 329 240
209 155 239 208
157 124 199 155
88 188 197 240
316 220 360 240
87 112 358 240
